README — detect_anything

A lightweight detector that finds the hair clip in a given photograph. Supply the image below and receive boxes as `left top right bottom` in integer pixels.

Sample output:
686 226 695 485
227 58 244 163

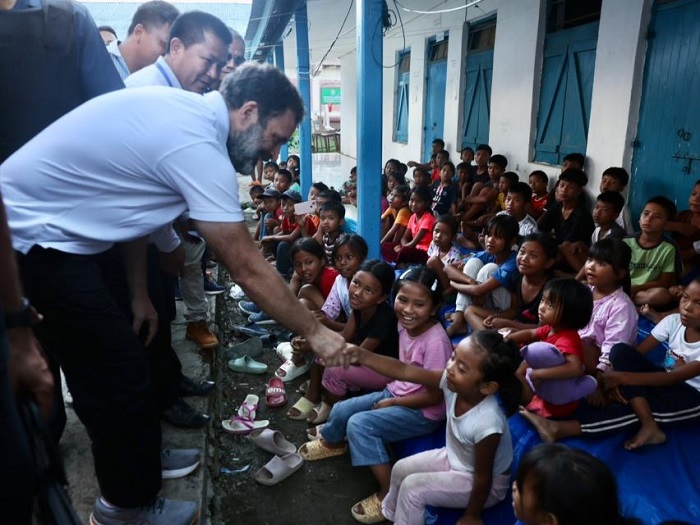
399 269 412 280
431 279 438 292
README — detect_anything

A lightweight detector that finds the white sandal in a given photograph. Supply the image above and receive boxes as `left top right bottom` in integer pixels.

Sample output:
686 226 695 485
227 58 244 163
275 358 311 383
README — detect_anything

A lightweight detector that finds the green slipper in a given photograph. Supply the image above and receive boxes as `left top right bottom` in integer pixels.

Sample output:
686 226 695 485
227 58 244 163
228 355 268 375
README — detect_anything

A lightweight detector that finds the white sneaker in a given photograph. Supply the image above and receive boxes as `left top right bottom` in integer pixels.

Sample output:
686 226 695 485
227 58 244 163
229 284 246 300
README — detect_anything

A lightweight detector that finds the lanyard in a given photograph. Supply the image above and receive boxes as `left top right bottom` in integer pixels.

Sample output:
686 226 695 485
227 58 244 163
155 61 175 88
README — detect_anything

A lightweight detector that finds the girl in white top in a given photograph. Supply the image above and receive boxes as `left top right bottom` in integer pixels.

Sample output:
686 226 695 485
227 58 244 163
350 330 522 525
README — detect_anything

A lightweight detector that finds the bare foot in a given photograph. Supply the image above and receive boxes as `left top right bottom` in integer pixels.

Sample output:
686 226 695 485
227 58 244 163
519 407 559 443
624 424 666 450
638 304 662 324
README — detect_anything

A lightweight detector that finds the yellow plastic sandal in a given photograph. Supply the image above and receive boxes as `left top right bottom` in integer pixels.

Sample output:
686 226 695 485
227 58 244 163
351 493 386 524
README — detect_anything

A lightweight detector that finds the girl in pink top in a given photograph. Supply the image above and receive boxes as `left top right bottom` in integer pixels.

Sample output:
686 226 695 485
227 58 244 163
578 239 638 400
381 185 435 266
298 267 452 523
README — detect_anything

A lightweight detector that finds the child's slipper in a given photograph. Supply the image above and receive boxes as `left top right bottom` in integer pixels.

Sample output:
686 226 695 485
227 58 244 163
228 355 268 375
275 341 294 362
297 379 310 394
249 428 296 456
237 394 260 420
306 424 324 441
221 416 270 435
297 439 347 461
266 377 287 408
286 396 316 421
275 358 311 383
307 401 331 425
253 453 304 486
350 493 385 524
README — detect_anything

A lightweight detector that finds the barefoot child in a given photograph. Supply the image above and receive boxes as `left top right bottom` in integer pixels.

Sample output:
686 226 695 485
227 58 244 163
465 233 557 332
298 267 452 524
508 278 594 418
521 276 700 451
380 184 411 243
381 186 435 266
348 330 522 525
445 214 520 337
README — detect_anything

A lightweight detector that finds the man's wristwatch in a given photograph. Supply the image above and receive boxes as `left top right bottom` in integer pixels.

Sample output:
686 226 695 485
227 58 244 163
4 297 33 329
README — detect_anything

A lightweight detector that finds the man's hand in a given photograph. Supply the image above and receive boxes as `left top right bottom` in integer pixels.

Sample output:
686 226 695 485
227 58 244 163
131 295 158 346
7 327 54 418
159 245 185 277
305 325 348 367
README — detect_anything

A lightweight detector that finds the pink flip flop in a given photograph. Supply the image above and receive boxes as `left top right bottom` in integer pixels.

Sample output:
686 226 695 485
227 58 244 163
266 377 287 408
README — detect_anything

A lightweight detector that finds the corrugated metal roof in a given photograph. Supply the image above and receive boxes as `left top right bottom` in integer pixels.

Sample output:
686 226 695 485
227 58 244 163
81 2 251 41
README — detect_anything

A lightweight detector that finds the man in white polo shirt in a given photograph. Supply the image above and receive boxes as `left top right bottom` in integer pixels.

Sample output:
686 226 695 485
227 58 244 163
1 63 348 525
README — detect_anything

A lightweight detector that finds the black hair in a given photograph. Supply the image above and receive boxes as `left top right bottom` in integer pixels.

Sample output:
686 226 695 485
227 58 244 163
312 182 329 193
333 234 368 263
388 171 407 186
456 162 470 172
290 237 325 262
489 154 508 170
167 11 231 53
384 159 400 173
394 266 442 309
319 200 345 219
559 168 588 188
529 170 548 186
602 167 629 187
501 171 518 185
470 330 523 416
248 185 264 196
127 1 179 35
461 146 474 155
435 214 458 236
646 195 677 220
99 25 118 38
397 163 408 176
563 152 586 167
515 444 640 525
356 259 395 297
350 166 357 175
410 185 432 205
432 138 445 148
392 184 411 203
508 181 532 202
485 214 519 244
318 189 342 202
476 144 492 155
264 161 279 171
276 169 292 184
441 161 455 175
221 63 305 127
287 154 300 165
520 232 559 261
542 278 593 330
436 150 449 159
588 239 632 296
596 191 625 214
413 167 429 182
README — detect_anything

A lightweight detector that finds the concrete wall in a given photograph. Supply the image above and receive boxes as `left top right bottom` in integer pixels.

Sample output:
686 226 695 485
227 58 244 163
293 0 657 198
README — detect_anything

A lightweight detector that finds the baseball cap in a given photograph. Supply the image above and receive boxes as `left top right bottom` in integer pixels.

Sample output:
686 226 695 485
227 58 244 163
281 189 302 203
261 188 282 199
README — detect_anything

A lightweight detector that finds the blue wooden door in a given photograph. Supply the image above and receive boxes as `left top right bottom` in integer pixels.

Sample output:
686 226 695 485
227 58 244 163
631 0 700 217
423 39 448 161
534 23 598 165
462 50 493 150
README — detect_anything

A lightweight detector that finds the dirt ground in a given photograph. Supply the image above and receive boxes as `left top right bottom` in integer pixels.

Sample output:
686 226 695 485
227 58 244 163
208 229 376 525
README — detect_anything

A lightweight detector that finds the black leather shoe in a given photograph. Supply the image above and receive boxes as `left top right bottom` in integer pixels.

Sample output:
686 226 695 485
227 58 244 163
179 376 216 397
162 399 211 428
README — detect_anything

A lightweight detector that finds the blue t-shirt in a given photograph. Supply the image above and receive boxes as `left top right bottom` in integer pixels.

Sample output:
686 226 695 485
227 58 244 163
471 250 518 288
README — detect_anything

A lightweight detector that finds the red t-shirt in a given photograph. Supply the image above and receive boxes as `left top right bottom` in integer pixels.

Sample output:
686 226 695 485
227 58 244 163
318 266 339 299
407 212 436 251
526 326 584 418
305 214 319 236
431 166 441 183
280 216 300 234
530 194 548 213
